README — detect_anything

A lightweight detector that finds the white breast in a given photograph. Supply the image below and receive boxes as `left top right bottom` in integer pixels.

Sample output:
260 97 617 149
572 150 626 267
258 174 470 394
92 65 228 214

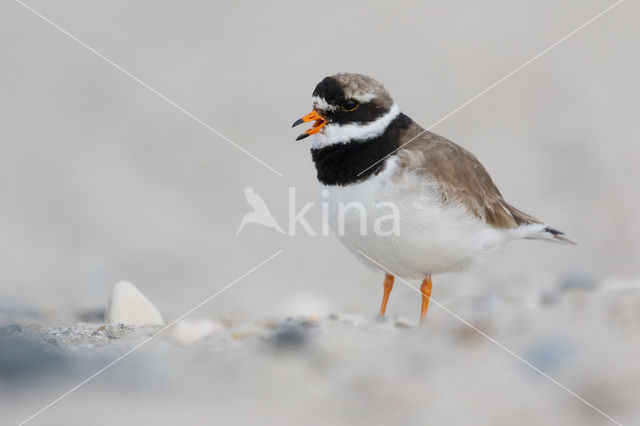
318 157 510 279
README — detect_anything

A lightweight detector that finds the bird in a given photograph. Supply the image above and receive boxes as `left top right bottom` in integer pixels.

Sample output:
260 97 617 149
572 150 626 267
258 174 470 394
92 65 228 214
292 73 574 322
236 186 285 235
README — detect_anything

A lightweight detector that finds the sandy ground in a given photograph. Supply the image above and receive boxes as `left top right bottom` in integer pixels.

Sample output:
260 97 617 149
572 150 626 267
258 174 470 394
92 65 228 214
3 274 640 426
1 1 639 425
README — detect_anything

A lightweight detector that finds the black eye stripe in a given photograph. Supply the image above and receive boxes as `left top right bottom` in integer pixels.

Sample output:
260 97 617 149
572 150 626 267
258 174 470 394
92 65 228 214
329 103 388 125
312 77 389 124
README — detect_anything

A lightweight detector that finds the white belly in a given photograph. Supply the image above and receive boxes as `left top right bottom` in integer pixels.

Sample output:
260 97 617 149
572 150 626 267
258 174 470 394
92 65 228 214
318 158 509 279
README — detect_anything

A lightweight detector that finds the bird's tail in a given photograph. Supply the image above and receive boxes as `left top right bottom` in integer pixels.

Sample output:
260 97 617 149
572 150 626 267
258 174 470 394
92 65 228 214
502 202 576 245
523 224 576 245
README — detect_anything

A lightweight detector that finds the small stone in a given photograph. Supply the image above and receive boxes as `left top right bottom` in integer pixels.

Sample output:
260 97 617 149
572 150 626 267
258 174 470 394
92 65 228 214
393 315 416 328
172 319 224 346
527 340 571 370
104 323 136 339
558 270 597 293
219 315 234 327
259 317 280 329
105 281 164 325
540 291 559 306
270 317 317 349
271 323 307 348
231 323 268 340
328 312 366 326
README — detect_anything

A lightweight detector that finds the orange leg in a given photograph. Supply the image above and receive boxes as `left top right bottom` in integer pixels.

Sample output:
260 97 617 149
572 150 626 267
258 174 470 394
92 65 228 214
379 273 395 316
420 275 433 321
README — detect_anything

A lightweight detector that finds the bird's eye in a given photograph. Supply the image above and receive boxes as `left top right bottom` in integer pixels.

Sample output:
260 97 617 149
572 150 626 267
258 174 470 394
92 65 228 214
341 99 359 112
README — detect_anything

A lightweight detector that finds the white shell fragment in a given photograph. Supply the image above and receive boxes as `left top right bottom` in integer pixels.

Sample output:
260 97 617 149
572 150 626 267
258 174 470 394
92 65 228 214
172 319 224 346
105 281 165 325
393 315 416 328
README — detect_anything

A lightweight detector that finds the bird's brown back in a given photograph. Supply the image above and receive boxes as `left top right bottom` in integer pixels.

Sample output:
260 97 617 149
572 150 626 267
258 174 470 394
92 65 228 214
395 126 540 229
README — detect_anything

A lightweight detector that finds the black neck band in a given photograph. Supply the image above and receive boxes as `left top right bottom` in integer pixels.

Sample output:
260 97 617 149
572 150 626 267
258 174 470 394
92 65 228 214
311 113 412 186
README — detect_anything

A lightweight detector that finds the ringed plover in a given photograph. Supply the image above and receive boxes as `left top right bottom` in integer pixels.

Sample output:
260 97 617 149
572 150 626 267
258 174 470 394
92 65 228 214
293 73 574 321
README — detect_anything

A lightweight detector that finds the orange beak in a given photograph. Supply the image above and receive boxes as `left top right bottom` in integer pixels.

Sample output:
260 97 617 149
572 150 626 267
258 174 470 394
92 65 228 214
292 110 327 141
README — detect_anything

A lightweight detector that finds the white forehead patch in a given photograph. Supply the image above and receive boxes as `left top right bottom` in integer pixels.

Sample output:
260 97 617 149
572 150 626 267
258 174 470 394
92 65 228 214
311 96 338 112
312 103 401 149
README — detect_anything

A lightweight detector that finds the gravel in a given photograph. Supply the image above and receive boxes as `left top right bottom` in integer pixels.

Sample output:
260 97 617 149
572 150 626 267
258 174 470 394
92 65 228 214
2 277 639 425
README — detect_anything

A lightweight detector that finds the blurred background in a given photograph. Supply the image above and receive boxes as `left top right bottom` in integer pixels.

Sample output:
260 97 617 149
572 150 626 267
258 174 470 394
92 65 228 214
1 0 639 425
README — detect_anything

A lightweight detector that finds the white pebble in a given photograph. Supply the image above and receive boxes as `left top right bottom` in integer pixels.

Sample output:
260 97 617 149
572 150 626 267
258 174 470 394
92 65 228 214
105 281 164 325
172 319 224 346
393 315 416 328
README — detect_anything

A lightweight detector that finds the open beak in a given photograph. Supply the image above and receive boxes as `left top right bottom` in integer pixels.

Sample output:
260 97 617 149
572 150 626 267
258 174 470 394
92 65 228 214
292 110 327 141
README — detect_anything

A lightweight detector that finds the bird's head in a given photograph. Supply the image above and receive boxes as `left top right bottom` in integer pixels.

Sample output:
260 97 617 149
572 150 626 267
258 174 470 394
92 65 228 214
292 73 400 148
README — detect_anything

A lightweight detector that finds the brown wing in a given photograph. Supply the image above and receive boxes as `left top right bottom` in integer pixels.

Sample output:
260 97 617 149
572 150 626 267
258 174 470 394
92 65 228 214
398 129 540 229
